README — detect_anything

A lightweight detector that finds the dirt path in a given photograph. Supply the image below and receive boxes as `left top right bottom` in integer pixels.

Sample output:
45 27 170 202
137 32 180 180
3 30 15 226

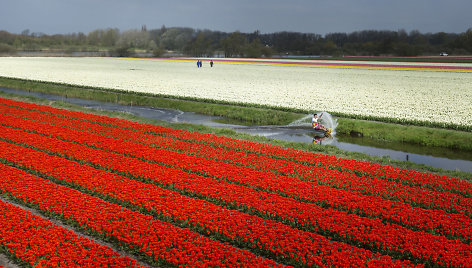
0 253 21 268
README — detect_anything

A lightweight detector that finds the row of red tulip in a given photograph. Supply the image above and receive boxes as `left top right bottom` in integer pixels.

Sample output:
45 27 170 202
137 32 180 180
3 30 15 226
148 129 471 198
140 123 471 197
0 96 469 199
1 97 468 266
0 163 283 268
0 123 470 266
0 137 417 267
0 197 141 267
3 102 469 220
1 111 471 244
12 104 468 219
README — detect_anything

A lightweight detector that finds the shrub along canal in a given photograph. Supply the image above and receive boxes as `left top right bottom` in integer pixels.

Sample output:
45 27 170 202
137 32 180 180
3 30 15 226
1 87 471 173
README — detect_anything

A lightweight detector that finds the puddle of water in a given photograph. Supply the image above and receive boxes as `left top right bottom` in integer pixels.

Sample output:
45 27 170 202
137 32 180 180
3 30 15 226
1 87 471 173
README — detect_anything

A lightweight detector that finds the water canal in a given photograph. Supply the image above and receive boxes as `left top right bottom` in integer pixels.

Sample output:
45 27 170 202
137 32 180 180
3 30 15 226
1 87 471 173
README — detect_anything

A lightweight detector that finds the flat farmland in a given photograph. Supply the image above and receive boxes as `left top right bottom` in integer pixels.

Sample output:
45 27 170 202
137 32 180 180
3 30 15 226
0 57 471 129
1 97 472 266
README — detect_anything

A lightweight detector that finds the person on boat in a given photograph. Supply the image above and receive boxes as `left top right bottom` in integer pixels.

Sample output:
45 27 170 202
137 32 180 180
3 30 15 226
312 113 328 132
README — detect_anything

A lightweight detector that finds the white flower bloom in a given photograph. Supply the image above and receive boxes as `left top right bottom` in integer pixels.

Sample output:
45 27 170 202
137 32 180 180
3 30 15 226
0 57 470 128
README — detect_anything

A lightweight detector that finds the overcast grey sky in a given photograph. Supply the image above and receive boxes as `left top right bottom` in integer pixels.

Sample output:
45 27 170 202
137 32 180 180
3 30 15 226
1 0 471 36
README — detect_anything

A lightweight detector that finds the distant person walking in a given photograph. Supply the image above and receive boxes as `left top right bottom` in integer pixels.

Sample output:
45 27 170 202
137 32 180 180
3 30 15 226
210 60 214 67
197 60 200 68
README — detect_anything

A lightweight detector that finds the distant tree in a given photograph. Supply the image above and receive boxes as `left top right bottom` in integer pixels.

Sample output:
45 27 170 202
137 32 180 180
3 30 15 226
77 32 87 44
160 27 194 51
112 45 131 57
0 43 16 54
429 32 449 46
322 40 339 56
245 38 273 58
465 28 472 52
160 25 167 34
87 29 102 46
394 42 421 56
152 46 166 57
174 29 195 51
24 41 40 51
245 39 263 58
184 31 212 57
305 42 322 55
325 32 348 48
0 31 16 45
1 27 471 57
102 28 120 47
261 31 322 55
246 30 260 43
148 40 157 50
397 29 408 42
408 30 428 45
360 41 376 56
454 28 472 53
221 31 246 57
117 29 150 49
261 44 273 57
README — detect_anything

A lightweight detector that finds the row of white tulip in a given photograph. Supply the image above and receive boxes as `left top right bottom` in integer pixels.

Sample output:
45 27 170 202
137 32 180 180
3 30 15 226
0 57 470 129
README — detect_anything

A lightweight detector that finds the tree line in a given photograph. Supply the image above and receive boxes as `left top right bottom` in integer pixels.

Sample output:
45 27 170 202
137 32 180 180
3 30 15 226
1 26 471 57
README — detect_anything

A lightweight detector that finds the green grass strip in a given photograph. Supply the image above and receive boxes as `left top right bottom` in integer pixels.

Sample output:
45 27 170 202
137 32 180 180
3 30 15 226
336 118 472 152
0 76 301 126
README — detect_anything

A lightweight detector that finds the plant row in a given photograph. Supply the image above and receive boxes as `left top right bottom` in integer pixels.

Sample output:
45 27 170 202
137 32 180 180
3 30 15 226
0 119 470 266
0 134 422 267
0 163 283 268
1 97 471 266
0 197 141 267
1 96 469 199
8 104 469 217
1 107 472 243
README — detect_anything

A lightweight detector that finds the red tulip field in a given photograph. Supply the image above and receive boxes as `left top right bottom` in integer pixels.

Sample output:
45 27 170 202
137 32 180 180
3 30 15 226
0 97 471 267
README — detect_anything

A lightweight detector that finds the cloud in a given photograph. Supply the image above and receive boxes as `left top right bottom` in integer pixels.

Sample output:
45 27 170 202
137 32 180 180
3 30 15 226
1 0 470 35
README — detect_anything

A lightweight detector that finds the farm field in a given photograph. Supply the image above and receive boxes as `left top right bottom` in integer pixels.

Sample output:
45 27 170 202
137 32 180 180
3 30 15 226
1 97 472 267
0 57 471 130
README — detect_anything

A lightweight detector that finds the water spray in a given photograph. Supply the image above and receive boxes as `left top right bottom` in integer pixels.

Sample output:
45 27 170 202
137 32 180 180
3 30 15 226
319 112 338 136
288 112 338 134
288 114 313 127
